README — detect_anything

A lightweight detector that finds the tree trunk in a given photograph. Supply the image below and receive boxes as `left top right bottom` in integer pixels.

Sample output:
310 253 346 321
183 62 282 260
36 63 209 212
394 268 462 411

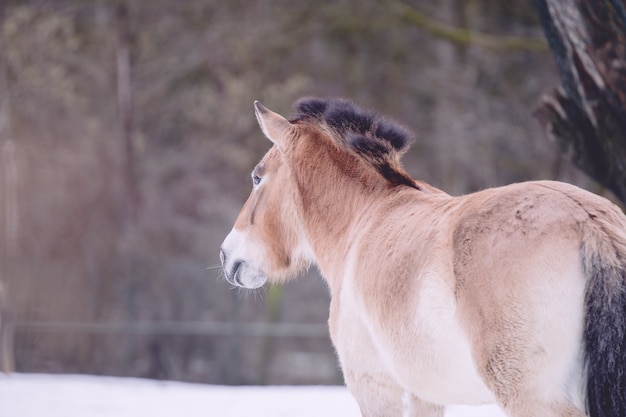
0 1 16 375
115 1 140 217
533 0 626 205
114 0 141 375
433 0 472 195
0 283 14 373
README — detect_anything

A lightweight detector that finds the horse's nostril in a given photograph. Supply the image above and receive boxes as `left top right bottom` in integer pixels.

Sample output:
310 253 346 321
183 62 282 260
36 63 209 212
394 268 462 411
232 261 243 285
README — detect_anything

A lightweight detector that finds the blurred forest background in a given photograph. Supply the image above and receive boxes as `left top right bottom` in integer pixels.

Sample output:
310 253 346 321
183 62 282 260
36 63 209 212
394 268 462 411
0 0 607 385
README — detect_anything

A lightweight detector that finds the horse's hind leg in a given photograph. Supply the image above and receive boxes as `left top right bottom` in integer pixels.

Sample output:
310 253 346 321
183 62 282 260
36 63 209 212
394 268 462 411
503 399 585 417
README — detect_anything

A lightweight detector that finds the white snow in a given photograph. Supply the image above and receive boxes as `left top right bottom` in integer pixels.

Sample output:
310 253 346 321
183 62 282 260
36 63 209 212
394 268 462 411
0 373 506 416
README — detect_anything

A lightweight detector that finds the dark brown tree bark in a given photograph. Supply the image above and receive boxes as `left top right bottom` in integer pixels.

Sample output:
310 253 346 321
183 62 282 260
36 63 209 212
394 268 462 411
533 0 626 204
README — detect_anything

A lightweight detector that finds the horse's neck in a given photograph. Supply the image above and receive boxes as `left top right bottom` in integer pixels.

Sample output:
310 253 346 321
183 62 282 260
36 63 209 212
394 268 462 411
297 183 372 279
302 182 418 290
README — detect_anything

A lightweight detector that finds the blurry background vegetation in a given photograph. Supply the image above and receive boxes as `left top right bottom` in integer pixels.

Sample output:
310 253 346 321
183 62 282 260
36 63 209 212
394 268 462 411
0 0 602 385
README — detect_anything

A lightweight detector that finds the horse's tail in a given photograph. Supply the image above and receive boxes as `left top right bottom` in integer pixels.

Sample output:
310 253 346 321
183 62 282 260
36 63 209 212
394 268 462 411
582 213 626 417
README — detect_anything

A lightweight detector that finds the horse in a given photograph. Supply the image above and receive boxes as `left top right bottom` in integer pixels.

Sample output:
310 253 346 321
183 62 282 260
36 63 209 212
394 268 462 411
220 97 626 417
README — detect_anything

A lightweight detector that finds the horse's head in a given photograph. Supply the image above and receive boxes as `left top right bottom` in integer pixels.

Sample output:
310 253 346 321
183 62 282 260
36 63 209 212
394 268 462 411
220 98 417 289
220 102 315 289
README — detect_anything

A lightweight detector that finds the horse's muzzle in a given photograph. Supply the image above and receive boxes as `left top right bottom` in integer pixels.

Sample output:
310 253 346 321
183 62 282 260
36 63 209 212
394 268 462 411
219 247 266 289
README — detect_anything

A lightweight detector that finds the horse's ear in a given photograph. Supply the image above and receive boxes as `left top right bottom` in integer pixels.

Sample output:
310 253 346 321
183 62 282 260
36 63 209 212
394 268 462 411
254 101 291 146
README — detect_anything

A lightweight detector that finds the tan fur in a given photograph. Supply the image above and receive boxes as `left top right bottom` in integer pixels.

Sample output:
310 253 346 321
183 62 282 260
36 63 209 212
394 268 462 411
221 102 626 417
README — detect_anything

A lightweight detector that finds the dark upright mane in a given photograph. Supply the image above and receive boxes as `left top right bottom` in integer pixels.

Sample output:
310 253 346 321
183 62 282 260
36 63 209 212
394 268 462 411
291 97 418 189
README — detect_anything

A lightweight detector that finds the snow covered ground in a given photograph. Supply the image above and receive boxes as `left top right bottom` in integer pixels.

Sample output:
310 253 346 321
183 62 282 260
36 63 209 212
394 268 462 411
0 373 506 417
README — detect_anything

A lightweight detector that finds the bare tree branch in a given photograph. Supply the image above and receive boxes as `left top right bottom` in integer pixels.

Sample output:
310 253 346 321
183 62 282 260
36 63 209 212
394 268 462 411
386 0 549 52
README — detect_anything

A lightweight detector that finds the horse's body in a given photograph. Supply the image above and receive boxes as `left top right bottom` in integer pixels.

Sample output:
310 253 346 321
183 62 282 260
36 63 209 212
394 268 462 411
331 180 598 415
220 98 626 417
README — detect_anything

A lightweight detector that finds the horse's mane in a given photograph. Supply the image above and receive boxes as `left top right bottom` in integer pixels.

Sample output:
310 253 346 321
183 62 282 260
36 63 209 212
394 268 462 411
290 97 418 189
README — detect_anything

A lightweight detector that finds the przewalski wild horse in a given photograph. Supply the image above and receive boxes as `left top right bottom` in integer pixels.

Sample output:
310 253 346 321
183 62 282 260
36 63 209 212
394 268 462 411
220 98 626 417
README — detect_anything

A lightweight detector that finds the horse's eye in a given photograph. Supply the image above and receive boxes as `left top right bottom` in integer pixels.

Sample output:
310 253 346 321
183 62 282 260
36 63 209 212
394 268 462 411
252 173 262 186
